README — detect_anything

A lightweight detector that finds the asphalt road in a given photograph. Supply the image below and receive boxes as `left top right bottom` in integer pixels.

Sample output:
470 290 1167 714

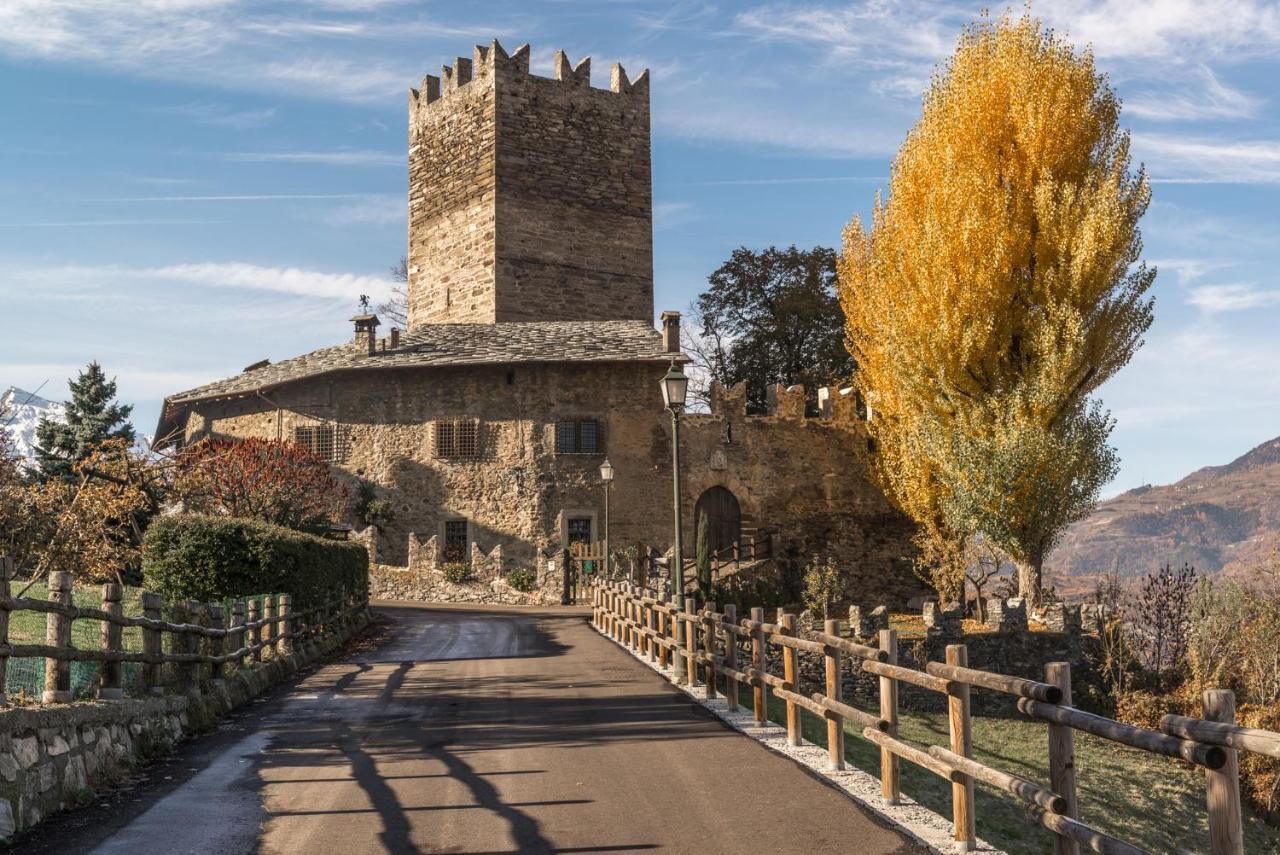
29 603 921 854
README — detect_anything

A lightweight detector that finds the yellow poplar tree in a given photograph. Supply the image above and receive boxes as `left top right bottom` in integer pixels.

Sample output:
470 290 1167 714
838 14 1155 607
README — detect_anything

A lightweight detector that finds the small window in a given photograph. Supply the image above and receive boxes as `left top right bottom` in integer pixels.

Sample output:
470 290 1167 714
443 519 469 563
567 517 593 545
435 419 481 458
293 422 346 463
555 420 603 455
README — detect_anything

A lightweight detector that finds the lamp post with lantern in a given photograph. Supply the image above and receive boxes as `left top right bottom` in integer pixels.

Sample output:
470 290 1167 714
660 359 689 683
599 458 614 579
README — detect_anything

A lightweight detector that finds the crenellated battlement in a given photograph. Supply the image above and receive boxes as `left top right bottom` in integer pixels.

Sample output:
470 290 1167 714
701 380 869 424
408 39 649 121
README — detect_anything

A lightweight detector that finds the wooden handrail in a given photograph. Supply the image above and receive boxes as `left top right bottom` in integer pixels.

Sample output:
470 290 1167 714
927 660 1063 703
1160 713 1280 759
1019 699 1227 770
584 583 1272 855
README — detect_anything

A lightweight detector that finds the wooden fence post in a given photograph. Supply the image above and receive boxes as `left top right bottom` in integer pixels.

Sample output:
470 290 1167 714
1203 689 1244 855
946 643 976 850
141 592 163 695
657 595 669 669
248 598 263 662
751 606 767 725
703 600 717 699
644 595 654 662
1047 661 1079 855
279 594 293 658
208 604 225 690
43 570 72 703
724 604 739 711
879 628 901 804
179 601 200 696
263 594 278 656
781 612 800 747
0 556 11 707
685 594 700 687
99 582 124 700
231 601 246 670
824 618 845 770
675 588 686 680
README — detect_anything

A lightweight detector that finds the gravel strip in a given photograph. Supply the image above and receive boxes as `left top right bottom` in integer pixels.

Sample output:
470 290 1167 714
593 623 1006 855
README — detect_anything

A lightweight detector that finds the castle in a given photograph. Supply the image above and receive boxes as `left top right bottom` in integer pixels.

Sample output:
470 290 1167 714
154 40 920 606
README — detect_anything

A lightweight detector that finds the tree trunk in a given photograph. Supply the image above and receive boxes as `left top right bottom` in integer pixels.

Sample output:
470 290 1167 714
1017 558 1043 612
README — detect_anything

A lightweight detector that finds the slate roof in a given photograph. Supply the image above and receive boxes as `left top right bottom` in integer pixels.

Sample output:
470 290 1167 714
155 320 679 444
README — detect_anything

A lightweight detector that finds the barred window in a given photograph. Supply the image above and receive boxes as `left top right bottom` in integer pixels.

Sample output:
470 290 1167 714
443 519 469 562
555 420 602 455
293 422 347 463
434 419 481 458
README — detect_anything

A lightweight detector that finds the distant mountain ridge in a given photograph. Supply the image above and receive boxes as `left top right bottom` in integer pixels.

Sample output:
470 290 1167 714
1047 436 1280 592
1 386 66 466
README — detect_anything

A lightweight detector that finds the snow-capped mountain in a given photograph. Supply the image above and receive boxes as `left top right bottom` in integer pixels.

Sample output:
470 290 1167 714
1 386 66 465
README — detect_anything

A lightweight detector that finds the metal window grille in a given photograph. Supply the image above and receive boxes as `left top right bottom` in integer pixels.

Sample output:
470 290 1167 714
567 517 593 544
555 420 602 455
435 419 480 458
293 422 346 463
578 421 598 454
443 519 469 562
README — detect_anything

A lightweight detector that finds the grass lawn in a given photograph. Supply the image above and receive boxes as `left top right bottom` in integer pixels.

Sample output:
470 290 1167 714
7 579 146 651
736 683 1280 853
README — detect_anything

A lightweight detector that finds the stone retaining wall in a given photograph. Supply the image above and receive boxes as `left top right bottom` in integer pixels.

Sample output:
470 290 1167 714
369 564 546 606
0 609 370 840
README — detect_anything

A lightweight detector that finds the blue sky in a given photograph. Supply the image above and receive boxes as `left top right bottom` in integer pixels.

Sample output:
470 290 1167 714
2 0 1279 495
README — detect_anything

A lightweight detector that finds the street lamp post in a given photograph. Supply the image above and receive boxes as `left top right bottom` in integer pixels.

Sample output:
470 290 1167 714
660 360 690 683
599 458 614 579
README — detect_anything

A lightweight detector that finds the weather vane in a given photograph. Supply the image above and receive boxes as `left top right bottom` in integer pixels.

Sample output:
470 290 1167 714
358 294 370 313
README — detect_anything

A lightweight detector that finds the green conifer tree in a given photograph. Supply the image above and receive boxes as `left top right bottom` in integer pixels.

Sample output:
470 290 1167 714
35 362 135 480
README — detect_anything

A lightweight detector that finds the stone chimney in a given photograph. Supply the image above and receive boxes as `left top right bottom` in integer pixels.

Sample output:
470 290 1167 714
390 328 401 349
351 313 381 356
660 310 681 353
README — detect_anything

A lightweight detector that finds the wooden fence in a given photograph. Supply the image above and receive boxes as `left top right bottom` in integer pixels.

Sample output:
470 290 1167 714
0 557 368 705
590 580 1280 855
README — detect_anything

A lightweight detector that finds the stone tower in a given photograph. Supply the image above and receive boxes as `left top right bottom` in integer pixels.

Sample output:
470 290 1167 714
406 40 653 328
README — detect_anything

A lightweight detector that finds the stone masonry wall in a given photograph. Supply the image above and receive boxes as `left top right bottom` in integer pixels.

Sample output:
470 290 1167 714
406 41 652 328
493 52 652 323
183 366 920 607
0 611 369 839
407 49 497 327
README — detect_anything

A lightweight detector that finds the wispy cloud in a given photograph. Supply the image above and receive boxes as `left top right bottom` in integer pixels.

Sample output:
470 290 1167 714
0 219 220 228
17 261 395 302
223 149 401 166
0 0 489 104
1187 282 1280 313
146 262 394 300
1125 66 1261 122
95 193 371 202
153 101 279 128
1137 134 1280 183
1041 0 1280 62
319 194 404 226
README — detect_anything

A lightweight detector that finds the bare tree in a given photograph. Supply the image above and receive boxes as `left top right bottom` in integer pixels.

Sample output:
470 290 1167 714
680 300 732 412
378 257 409 329
1131 563 1197 691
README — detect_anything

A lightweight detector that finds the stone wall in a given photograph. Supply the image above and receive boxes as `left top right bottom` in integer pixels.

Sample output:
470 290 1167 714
407 41 652 328
681 381 923 608
183 367 920 607
0 610 369 839
407 48 498 327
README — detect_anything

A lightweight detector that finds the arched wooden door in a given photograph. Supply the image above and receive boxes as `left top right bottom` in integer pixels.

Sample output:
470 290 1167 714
694 486 742 555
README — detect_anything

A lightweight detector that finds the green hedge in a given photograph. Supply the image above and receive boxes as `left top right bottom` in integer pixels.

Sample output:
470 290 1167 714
142 514 368 608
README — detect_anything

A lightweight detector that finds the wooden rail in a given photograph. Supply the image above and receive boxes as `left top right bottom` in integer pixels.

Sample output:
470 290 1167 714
589 580 1272 855
0 559 368 705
